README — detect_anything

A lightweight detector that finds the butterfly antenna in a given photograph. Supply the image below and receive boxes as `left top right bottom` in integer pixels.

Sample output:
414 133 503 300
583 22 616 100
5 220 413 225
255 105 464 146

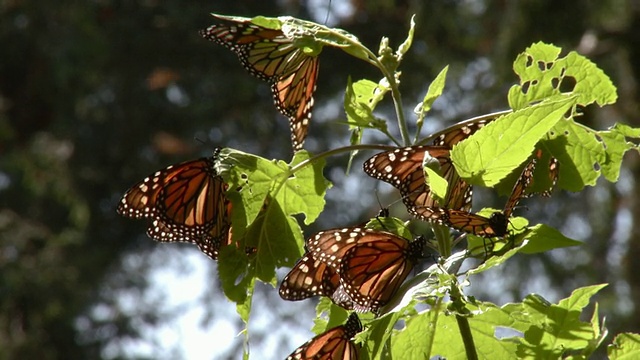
373 189 391 218
194 136 206 145
194 136 218 151
323 0 332 25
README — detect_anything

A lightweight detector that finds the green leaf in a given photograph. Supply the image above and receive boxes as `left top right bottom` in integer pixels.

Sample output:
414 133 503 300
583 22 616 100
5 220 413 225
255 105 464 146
390 310 442 359
280 17 371 61
344 77 389 159
364 216 413 240
517 284 608 358
217 148 330 288
467 233 529 275
543 120 640 192
598 123 640 182
466 303 523 359
608 333 640 359
217 246 253 302
391 302 519 359
250 15 282 29
508 42 617 109
561 51 618 106
250 207 303 283
582 302 608 358
545 119 606 191
415 66 448 131
396 15 416 59
378 36 398 73
234 277 254 323
451 96 576 187
519 223 582 254
423 164 448 204
344 78 387 130
311 302 351 334
363 310 407 359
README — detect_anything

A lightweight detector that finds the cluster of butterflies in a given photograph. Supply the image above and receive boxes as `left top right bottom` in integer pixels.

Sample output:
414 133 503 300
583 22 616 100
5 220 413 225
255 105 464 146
118 13 318 258
117 14 561 360
278 118 559 358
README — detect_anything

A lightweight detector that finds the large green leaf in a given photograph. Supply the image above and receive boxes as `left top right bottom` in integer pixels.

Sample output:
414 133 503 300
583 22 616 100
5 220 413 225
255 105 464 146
451 96 576 187
216 148 331 296
516 284 608 358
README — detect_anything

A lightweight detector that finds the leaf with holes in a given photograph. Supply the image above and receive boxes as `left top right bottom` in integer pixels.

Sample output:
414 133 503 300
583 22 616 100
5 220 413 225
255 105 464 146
508 42 617 110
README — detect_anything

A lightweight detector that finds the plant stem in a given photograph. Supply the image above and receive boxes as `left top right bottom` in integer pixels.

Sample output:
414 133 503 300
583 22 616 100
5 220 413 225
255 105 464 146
455 314 478 360
288 144 396 175
449 280 478 360
321 28 411 146
386 74 411 146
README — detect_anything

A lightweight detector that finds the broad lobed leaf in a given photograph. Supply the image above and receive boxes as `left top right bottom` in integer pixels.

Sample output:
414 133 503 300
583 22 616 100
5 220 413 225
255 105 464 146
216 149 330 296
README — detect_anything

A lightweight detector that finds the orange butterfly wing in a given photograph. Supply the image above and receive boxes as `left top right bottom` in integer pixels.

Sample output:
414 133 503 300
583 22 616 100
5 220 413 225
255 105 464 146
339 236 426 313
117 151 231 259
287 313 362 360
200 15 319 151
363 146 472 212
279 254 355 310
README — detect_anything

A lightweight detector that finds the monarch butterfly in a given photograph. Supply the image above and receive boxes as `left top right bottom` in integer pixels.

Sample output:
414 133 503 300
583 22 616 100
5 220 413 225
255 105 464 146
117 149 231 259
363 146 471 213
286 312 362 360
410 153 541 237
279 254 355 311
306 227 426 313
364 118 494 216
200 14 319 151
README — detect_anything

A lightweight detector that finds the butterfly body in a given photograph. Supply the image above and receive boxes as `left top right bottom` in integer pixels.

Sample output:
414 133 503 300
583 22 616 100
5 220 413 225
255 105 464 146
364 146 472 214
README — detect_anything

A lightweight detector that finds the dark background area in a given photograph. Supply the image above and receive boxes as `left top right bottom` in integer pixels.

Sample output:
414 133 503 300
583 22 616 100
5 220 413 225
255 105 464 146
1 0 639 359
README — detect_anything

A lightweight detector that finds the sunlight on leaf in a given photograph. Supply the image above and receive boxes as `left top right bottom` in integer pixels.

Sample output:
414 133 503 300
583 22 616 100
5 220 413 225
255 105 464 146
396 15 416 59
451 96 576 186
508 42 617 110
415 66 448 134
519 224 582 254
608 333 640 359
517 284 608 358
216 148 330 293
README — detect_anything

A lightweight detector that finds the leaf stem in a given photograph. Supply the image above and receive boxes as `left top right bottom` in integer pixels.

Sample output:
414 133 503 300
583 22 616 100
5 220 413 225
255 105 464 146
455 314 478 360
385 73 411 146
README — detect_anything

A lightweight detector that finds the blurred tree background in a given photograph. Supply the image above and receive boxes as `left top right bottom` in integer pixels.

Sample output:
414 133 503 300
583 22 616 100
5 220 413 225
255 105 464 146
1 0 639 359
